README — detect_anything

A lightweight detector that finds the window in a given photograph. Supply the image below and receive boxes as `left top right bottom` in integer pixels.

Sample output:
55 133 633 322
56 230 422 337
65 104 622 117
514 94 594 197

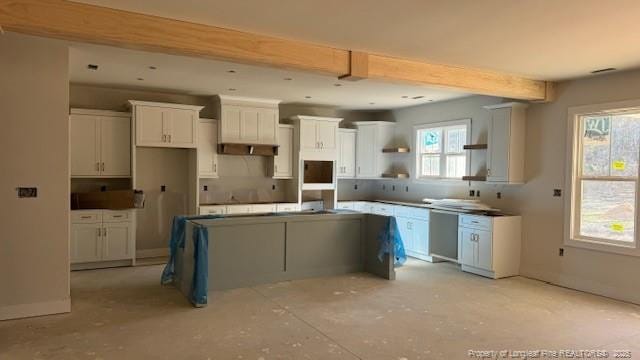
415 119 470 180
566 101 640 255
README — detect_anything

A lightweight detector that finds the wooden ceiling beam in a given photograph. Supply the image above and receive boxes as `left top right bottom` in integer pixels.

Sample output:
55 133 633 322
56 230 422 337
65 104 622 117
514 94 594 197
0 0 555 101
0 0 351 76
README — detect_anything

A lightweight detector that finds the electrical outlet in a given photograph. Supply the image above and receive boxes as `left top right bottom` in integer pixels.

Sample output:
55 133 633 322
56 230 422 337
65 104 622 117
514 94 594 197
476 190 481 197
496 192 502 199
382 184 386 191
161 185 166 192
469 190 475 197
272 184 276 190
203 185 208 191
553 189 562 197
392 185 396 191
16 187 37 198
405 186 409 192
559 248 564 256
100 185 107 192
354 184 358 190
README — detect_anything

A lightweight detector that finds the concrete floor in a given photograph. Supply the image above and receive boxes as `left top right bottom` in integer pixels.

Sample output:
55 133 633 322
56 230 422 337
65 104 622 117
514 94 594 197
2 259 640 360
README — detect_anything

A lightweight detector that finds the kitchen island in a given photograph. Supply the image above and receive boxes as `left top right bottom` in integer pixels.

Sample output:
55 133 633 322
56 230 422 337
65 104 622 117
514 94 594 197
172 211 396 305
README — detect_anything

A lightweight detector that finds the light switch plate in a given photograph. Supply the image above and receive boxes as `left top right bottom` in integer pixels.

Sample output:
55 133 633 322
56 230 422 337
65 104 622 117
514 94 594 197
17 187 37 198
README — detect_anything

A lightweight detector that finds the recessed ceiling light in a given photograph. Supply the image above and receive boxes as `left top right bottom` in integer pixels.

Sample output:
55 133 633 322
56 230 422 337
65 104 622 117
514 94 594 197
137 77 144 81
334 83 342 87
284 77 293 81
591 67 616 74
369 102 376 105
148 66 157 70
87 64 98 70
401 96 408 99
228 88 237 91
412 96 425 99
227 70 236 74
428 99 434 102
305 96 312 99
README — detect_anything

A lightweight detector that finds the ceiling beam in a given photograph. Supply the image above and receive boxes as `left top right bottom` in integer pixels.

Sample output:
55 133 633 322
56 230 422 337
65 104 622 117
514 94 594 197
0 0 351 76
364 53 551 101
0 0 554 101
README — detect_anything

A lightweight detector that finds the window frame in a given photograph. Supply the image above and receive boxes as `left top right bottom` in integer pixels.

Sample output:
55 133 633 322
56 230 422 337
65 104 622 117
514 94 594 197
565 100 640 256
414 119 471 181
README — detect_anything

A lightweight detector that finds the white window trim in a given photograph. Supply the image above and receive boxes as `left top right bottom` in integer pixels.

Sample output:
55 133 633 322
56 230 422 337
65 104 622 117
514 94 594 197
414 119 471 182
565 99 640 257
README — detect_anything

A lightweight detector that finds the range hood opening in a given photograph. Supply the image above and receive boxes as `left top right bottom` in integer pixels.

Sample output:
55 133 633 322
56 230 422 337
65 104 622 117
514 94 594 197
218 143 279 156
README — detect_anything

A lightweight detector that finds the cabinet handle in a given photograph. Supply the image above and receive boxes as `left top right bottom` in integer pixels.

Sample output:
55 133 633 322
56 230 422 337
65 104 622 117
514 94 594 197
101 162 105 172
168 134 172 143
95 162 100 171
112 215 123 218
358 166 361 174
214 163 217 172
162 134 166 142
96 228 101 237
81 215 92 219
103 228 107 237
487 169 491 176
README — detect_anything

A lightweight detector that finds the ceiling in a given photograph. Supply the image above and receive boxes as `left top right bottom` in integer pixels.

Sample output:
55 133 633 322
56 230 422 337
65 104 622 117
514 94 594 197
69 43 467 110
73 0 640 81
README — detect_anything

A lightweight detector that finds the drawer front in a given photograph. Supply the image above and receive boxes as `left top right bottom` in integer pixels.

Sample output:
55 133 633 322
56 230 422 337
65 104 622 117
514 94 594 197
395 205 430 220
336 201 355 210
252 204 277 213
71 210 102 224
459 215 492 231
226 204 254 215
276 203 301 212
372 203 395 216
103 210 132 223
200 206 226 215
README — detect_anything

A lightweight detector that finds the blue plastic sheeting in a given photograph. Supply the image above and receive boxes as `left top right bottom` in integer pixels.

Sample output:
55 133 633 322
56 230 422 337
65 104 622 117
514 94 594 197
161 215 220 307
377 216 407 266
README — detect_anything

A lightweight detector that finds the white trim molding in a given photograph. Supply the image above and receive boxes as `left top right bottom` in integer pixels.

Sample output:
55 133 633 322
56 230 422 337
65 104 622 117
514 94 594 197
564 99 640 257
0 298 71 321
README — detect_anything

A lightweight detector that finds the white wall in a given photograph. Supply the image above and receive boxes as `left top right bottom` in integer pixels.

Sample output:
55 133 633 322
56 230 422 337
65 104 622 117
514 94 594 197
374 70 640 304
0 33 70 320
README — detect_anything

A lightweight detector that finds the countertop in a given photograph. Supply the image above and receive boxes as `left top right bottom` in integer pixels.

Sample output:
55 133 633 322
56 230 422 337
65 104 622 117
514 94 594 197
359 199 510 216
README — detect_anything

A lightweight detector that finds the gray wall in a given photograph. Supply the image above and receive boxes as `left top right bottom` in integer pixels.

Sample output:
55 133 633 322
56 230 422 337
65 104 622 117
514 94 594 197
0 33 70 319
370 70 640 304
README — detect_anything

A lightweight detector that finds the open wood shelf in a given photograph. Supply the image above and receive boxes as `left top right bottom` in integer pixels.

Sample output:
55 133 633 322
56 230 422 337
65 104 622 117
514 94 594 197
462 175 487 181
463 144 488 150
382 173 410 179
382 147 411 153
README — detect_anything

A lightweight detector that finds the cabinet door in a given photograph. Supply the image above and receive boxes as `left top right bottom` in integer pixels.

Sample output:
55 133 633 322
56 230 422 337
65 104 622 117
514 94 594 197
412 219 430 256
338 131 356 178
198 120 218 177
136 106 166 146
356 126 377 177
475 229 493 271
487 107 511 182
396 217 414 253
70 223 102 263
70 115 100 176
299 120 318 151
220 105 242 143
169 109 197 148
274 126 293 178
316 121 337 151
458 228 476 267
102 223 133 261
100 116 131 176
257 108 278 145
240 108 260 143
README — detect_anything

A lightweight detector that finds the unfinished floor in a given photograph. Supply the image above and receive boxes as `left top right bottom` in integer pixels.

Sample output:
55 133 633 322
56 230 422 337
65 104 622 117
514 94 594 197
2 259 640 360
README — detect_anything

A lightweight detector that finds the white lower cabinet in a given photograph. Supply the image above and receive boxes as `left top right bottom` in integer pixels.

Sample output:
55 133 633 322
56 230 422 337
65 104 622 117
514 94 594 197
225 204 254 215
71 210 134 267
458 214 521 279
396 215 433 262
275 203 301 212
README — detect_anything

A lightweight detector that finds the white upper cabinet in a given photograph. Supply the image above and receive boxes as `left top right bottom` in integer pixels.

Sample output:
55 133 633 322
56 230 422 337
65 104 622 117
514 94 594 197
198 119 219 178
292 115 343 160
337 129 356 178
484 103 527 184
273 124 294 179
130 101 203 148
70 109 131 177
353 121 395 178
217 96 280 145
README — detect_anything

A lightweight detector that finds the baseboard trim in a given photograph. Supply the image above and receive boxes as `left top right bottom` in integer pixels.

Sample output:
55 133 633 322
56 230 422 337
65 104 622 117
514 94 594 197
136 247 168 259
0 298 71 321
